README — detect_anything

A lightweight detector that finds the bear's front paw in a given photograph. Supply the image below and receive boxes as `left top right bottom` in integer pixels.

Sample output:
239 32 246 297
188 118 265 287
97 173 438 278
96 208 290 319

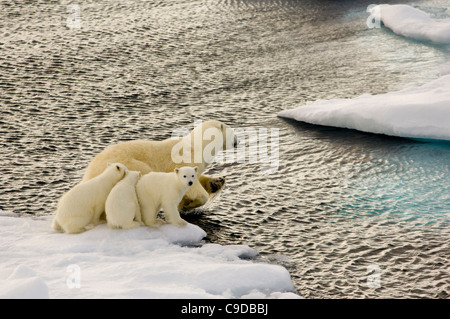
171 219 188 228
146 218 166 228
208 176 226 194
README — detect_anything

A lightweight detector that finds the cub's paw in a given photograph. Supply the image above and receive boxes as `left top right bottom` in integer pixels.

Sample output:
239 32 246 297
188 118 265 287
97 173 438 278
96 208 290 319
171 219 188 228
146 218 166 228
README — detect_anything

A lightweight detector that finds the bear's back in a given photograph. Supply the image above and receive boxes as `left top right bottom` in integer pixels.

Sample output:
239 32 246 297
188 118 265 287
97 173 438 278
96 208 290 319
140 171 175 184
137 171 179 196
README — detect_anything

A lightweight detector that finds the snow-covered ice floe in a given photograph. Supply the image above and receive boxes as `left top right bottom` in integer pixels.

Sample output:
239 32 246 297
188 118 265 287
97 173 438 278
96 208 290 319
370 4 450 45
0 210 300 299
278 75 450 142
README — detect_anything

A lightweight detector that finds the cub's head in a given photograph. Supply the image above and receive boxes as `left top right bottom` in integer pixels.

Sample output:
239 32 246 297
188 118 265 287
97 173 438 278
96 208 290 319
126 170 141 184
106 162 128 180
175 166 198 188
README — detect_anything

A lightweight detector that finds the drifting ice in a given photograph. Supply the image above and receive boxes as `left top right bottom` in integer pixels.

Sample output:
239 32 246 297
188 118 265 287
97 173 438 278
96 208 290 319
278 75 450 142
370 4 450 45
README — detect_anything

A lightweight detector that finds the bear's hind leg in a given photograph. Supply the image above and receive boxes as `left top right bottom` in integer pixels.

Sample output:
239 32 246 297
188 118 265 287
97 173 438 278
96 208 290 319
134 206 143 224
91 207 105 226
52 218 62 232
62 221 89 234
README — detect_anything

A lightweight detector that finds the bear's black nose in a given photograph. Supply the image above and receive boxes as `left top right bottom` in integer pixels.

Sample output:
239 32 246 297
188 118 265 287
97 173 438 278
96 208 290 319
189 181 193 186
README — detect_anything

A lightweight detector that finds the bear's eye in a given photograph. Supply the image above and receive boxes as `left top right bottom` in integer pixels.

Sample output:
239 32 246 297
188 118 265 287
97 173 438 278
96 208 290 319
183 175 186 178
192 175 194 178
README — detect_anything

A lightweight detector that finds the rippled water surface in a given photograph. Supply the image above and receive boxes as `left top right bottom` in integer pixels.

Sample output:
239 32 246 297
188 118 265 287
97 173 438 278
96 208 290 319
1 0 449 298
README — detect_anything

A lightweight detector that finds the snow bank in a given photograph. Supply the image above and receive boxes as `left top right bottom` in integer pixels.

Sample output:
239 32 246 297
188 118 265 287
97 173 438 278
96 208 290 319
371 4 450 44
278 75 450 142
0 210 300 299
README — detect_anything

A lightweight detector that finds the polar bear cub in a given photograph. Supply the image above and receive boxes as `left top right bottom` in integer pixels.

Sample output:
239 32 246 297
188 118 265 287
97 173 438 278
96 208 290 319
105 170 143 229
136 166 198 228
52 163 127 234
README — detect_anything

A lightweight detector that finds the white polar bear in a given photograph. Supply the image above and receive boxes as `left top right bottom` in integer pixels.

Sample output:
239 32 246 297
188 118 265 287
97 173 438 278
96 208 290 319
136 166 198 228
82 120 237 212
52 163 127 234
105 170 143 229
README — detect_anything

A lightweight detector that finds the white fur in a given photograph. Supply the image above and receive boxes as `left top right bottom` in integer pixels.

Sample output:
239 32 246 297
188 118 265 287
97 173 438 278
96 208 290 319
82 120 237 211
136 166 198 228
106 170 143 229
52 163 127 234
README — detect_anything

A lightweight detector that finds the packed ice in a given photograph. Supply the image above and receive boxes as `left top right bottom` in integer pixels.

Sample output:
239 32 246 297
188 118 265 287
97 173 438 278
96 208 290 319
0 211 300 299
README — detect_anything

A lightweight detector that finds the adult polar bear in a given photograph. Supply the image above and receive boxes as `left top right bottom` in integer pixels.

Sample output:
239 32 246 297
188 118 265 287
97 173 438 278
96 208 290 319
82 120 238 211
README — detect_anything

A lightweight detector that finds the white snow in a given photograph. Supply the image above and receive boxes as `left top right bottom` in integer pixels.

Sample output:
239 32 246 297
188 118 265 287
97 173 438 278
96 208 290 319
0 210 300 299
278 75 450 142
371 4 450 45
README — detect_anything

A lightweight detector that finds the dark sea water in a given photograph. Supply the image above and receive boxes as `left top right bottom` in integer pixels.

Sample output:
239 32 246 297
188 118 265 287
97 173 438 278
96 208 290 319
1 0 449 298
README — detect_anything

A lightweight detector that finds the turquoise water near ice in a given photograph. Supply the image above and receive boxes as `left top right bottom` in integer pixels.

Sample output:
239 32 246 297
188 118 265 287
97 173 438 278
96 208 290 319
340 142 450 222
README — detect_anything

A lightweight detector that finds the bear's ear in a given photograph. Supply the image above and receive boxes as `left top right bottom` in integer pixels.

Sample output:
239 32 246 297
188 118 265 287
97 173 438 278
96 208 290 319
175 168 179 174
116 165 121 172
194 167 198 172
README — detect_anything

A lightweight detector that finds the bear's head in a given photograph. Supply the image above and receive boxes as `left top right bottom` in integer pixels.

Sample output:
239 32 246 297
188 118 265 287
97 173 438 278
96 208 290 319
175 166 198 188
106 162 128 180
126 170 141 184
203 120 238 151
171 120 239 166
199 120 239 164
222 122 239 150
